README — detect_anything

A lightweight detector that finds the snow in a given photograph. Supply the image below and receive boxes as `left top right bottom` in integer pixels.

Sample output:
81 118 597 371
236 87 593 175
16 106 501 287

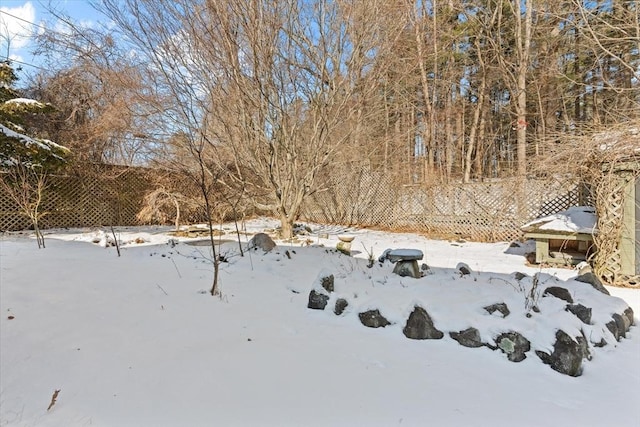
5 98 46 107
523 206 597 234
0 123 69 155
1 218 638 426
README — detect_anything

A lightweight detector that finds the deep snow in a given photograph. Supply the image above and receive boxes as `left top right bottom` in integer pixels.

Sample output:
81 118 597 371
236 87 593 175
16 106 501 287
1 218 638 427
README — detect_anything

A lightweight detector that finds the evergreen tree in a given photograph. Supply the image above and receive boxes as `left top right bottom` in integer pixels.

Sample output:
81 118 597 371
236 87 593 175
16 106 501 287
0 61 69 169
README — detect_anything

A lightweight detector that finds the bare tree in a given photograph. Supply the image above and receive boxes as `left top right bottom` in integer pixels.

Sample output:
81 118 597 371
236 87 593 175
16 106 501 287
96 0 388 240
0 163 48 248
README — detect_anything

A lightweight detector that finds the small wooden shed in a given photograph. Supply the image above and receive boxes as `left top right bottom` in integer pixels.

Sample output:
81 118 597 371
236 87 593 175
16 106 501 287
522 206 596 266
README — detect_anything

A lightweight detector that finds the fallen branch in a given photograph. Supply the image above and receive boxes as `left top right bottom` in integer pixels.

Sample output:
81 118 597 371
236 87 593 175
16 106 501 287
47 389 60 411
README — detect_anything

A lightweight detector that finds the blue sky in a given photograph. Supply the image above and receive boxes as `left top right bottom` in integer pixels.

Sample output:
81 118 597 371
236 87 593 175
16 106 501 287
0 0 101 77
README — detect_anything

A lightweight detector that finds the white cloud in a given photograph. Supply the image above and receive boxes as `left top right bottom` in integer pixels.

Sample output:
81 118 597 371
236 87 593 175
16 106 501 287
0 1 36 55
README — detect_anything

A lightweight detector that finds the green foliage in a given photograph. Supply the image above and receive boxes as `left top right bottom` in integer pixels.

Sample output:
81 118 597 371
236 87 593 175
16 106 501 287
0 61 69 170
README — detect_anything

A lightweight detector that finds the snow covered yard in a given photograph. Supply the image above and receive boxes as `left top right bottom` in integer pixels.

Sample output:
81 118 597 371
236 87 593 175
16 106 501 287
1 219 638 427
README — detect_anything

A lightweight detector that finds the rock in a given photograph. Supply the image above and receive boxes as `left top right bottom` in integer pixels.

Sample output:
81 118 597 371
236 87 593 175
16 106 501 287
565 304 592 324
319 274 334 293
334 298 348 315
542 286 574 303
359 309 391 328
606 319 621 341
574 272 610 295
605 309 633 342
392 260 422 279
611 313 627 340
402 306 443 340
248 233 276 253
514 272 528 281
576 261 592 275
378 248 393 263
456 262 472 275
336 241 352 255
495 332 530 362
307 290 329 310
593 339 607 348
484 303 510 318
525 252 536 264
449 327 483 348
622 307 635 329
535 330 590 377
386 249 424 262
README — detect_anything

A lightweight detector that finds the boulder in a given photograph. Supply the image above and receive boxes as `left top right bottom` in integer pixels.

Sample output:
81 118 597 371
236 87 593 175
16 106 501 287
449 327 483 348
574 272 610 295
319 274 335 293
402 306 443 340
542 286 574 303
495 332 530 362
359 309 391 328
565 304 592 324
484 303 510 318
623 307 635 329
536 330 590 377
456 262 472 276
307 290 330 310
248 233 276 253
334 298 349 316
607 313 627 341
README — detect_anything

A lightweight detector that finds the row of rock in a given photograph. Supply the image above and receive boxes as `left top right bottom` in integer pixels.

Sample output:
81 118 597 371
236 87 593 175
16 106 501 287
307 271 634 377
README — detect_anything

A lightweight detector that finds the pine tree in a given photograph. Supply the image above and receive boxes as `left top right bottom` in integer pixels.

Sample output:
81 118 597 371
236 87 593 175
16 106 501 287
0 61 69 168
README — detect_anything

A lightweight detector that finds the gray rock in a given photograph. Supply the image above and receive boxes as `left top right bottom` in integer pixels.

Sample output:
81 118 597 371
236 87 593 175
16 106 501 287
392 261 422 279
378 248 393 263
307 290 329 310
514 272 528 281
535 330 590 377
334 298 348 315
457 262 472 275
623 307 635 329
495 332 530 362
593 338 607 348
542 286 574 303
605 309 633 342
248 233 276 253
402 306 443 340
606 319 621 341
484 302 511 318
319 274 335 293
359 309 391 328
386 249 424 262
449 327 483 348
574 272 610 295
612 313 627 340
566 304 592 324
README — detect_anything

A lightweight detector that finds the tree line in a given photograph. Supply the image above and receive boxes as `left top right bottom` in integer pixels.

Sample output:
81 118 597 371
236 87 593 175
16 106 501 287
4 0 639 238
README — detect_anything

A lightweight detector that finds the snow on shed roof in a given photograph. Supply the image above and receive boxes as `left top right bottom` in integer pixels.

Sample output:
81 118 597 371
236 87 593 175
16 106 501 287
522 206 597 235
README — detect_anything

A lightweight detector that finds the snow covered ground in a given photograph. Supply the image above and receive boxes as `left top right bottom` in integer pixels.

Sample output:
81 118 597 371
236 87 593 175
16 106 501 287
1 218 638 427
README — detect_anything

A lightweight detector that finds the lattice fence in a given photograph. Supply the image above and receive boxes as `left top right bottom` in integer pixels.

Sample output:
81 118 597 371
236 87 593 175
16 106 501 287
2 165 586 244
303 173 585 242
0 168 153 231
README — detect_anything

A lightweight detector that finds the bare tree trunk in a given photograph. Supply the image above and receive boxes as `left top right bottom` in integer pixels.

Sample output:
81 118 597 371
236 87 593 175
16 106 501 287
514 0 533 179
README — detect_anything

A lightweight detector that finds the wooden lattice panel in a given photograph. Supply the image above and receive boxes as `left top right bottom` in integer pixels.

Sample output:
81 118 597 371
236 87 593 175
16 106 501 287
303 174 583 243
1 168 155 231
3 166 586 245
593 176 628 284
